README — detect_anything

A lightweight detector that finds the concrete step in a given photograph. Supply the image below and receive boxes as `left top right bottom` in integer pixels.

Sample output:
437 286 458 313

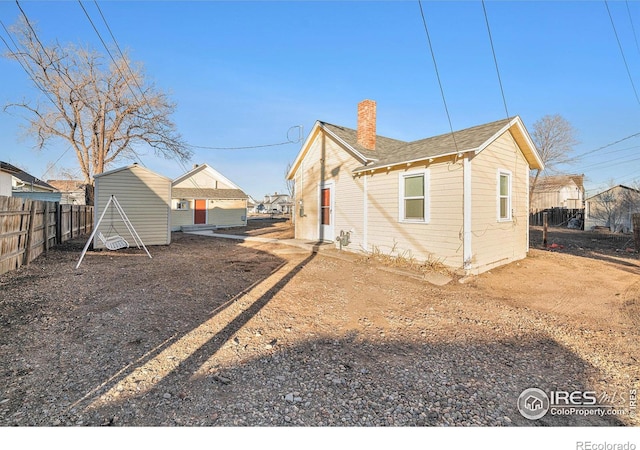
180 224 218 232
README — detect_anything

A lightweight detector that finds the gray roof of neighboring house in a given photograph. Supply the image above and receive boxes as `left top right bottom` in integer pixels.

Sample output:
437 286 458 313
172 188 247 200
0 161 21 174
322 117 513 171
1 161 57 191
585 184 640 201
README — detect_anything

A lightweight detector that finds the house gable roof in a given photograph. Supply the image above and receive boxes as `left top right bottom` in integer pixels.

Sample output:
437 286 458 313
534 174 584 192
2 161 58 191
585 184 640 201
47 180 87 191
172 188 247 200
286 116 543 179
172 163 242 190
0 161 21 175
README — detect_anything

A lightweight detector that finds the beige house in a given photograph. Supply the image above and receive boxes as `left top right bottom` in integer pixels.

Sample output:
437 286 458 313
584 185 640 233
530 174 584 211
93 163 172 248
286 100 544 275
171 163 248 231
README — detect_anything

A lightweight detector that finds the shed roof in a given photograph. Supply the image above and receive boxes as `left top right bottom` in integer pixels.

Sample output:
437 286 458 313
93 163 172 182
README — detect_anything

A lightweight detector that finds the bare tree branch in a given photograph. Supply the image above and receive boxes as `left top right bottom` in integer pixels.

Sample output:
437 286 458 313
3 18 191 186
530 114 579 197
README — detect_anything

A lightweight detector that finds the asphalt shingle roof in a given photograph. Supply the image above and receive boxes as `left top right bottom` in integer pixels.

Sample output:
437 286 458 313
322 118 514 172
172 188 247 200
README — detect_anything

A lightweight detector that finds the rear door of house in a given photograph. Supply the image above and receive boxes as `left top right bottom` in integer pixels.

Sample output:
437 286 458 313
319 183 334 241
194 199 207 224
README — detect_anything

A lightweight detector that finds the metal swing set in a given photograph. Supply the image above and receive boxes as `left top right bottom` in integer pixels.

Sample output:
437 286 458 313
76 195 152 269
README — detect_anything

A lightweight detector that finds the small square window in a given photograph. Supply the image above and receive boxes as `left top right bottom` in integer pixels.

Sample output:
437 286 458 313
176 200 190 210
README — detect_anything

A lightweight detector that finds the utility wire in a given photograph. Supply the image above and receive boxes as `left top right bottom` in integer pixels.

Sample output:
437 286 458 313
626 0 640 57
417 1 459 154
481 0 510 119
605 0 640 106
92 0 152 115
0 16 80 182
188 126 303 150
570 130 640 160
77 0 146 166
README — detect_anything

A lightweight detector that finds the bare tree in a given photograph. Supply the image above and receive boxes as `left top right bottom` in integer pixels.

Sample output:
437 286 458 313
284 161 295 223
285 161 295 198
3 18 191 191
530 114 579 196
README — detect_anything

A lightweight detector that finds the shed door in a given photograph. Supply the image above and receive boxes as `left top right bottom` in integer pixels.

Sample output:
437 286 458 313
194 199 207 224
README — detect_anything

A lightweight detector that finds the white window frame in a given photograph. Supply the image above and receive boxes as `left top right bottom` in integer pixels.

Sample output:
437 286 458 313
176 199 190 210
497 169 512 222
398 169 430 223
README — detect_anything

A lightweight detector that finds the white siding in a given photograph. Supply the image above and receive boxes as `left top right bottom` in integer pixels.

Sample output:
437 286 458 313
94 165 171 248
170 198 247 230
366 159 464 270
207 199 247 227
0 172 12 197
470 132 529 273
294 131 366 250
174 167 234 190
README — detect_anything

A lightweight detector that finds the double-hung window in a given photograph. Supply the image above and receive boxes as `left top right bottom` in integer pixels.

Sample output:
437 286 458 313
399 170 429 223
497 170 512 221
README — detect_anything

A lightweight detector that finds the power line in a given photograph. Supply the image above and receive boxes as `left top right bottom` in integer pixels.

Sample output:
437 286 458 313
188 126 303 150
417 0 459 153
625 0 640 57
605 0 640 106
570 130 640 160
77 0 147 166
481 0 510 119
92 0 152 116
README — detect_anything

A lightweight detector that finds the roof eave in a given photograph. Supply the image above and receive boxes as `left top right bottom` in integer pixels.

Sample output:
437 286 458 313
286 121 375 180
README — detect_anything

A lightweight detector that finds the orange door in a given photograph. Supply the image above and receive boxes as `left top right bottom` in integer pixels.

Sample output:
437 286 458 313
194 199 206 224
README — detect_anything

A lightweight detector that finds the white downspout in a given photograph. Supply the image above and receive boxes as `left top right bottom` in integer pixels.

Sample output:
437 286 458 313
363 174 368 253
463 154 472 271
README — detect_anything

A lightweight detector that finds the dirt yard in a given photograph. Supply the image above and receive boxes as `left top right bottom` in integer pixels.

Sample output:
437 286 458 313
0 220 638 427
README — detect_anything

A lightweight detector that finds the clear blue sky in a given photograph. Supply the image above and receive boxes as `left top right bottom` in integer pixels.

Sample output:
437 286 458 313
1 0 640 199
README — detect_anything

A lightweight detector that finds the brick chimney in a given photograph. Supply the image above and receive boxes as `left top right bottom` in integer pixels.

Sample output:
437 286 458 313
357 99 376 150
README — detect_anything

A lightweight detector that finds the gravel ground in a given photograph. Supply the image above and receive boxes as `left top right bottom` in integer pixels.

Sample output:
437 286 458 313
0 221 638 427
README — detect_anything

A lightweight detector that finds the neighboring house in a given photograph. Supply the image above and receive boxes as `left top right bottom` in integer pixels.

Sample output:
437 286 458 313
8 163 61 203
93 163 172 248
171 163 248 231
584 185 640 233
0 161 21 197
262 192 293 214
246 195 259 214
530 174 584 211
286 100 544 275
47 180 91 205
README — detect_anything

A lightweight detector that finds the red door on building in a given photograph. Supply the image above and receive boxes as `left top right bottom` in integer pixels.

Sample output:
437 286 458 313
194 199 206 224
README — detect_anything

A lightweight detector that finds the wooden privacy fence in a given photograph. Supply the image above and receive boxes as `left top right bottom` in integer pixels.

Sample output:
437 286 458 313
0 196 93 275
530 208 584 228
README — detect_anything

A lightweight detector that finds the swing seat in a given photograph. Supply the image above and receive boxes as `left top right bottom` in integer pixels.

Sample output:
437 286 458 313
98 232 129 251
